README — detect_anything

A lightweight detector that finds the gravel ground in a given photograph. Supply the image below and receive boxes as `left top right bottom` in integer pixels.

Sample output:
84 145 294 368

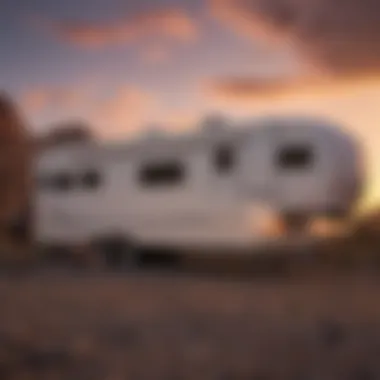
0 270 380 379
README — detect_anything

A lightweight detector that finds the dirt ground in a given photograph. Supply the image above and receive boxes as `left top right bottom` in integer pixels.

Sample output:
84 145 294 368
0 269 380 380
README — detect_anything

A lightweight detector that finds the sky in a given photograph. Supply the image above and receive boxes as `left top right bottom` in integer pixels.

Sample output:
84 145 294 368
2 0 380 209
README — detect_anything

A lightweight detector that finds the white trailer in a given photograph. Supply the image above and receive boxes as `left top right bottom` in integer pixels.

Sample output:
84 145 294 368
33 115 364 262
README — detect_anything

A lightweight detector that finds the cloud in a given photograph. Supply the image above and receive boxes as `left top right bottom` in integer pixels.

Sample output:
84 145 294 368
205 74 380 107
21 90 51 114
48 8 198 49
20 85 156 139
210 0 380 77
139 45 171 64
206 76 299 99
94 87 157 138
21 88 86 113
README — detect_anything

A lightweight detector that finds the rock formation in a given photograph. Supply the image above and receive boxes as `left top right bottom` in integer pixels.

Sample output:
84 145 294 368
0 93 32 240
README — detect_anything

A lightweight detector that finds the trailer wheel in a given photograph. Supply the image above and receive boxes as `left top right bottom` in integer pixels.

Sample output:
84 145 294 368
40 244 71 265
91 236 138 270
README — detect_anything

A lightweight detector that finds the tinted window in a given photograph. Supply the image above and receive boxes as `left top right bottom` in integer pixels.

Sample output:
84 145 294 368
277 145 314 170
37 173 74 191
82 170 101 189
139 161 185 187
50 173 74 191
214 145 235 174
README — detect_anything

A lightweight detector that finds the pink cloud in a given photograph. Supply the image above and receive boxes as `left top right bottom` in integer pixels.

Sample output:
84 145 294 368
204 74 380 106
21 87 86 113
210 0 380 77
20 85 157 139
205 76 301 100
139 45 171 64
48 8 198 49
94 87 157 138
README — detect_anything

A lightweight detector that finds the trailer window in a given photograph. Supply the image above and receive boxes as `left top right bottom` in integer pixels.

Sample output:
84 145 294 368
82 170 101 189
50 173 74 191
214 145 235 174
277 145 314 170
53 173 75 191
139 161 185 187
37 172 75 192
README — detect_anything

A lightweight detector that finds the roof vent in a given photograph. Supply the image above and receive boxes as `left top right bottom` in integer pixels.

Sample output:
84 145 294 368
142 125 166 141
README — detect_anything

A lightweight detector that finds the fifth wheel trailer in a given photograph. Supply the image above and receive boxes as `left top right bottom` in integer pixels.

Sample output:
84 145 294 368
33 115 364 261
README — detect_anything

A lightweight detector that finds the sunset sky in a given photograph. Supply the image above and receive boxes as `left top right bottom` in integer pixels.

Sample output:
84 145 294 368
2 0 380 209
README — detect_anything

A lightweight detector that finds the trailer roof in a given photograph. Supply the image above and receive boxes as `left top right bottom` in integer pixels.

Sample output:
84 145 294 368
37 115 357 167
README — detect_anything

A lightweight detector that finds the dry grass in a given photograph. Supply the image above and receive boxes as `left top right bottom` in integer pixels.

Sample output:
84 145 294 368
0 270 380 379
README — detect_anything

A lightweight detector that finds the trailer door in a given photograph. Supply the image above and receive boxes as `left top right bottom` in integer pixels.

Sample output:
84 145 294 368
274 141 320 211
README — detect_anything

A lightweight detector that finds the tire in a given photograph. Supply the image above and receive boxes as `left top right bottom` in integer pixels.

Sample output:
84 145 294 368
91 236 138 270
40 244 72 266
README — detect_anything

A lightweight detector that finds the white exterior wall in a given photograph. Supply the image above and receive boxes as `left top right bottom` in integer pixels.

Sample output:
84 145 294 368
33 117 363 250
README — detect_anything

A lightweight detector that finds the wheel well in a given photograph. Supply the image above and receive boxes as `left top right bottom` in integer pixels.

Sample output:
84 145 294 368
90 233 137 268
